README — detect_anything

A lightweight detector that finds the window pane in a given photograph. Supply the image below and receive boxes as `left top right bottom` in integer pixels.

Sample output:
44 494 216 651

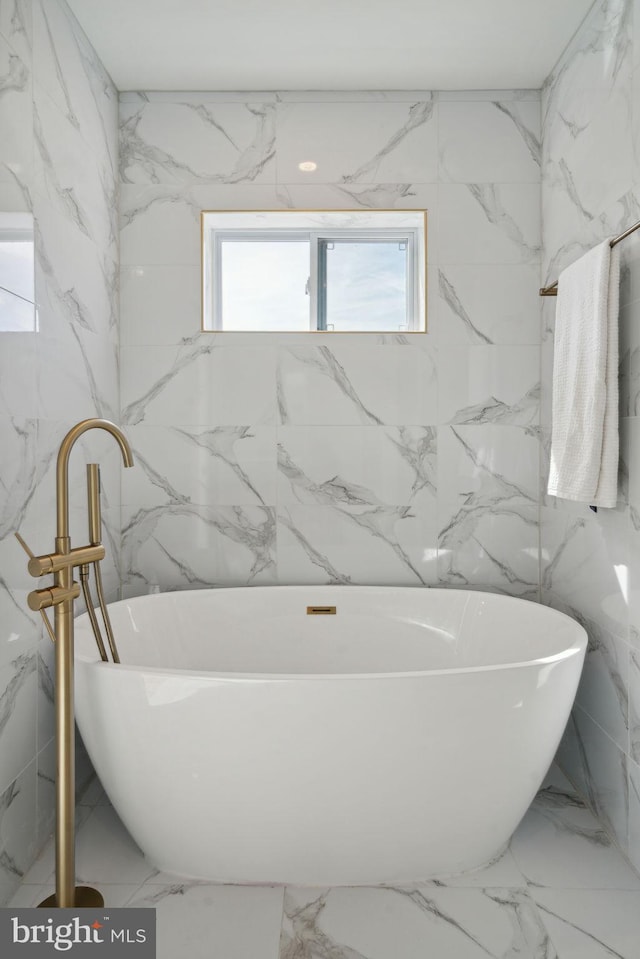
220 240 310 331
323 240 407 332
0 237 36 332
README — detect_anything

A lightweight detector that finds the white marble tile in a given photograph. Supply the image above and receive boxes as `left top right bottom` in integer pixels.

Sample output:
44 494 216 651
436 263 541 345
7 882 50 906
35 636 53 756
277 426 436 511
0 641 36 796
630 649 640 762
438 423 539 594
543 0 633 224
274 183 439 230
418 846 527 889
438 425 539 506
541 507 630 641
33 90 116 257
34 192 118 343
281 885 555 959
120 265 201 345
438 99 540 184
35 738 54 852
0 339 38 418
127 883 283 959
575 622 630 755
120 185 203 267
122 424 277 508
0 0 32 62
438 500 539 597
573 706 631 858
71 805 157 886
277 344 437 426
0 762 37 902
8 881 145 908
78 775 109 808
35 325 119 423
0 418 41 545
122 503 277 593
121 343 277 427
277 504 437 586
276 99 438 184
532 888 640 959
629 758 640 871
119 98 276 186
440 90 540 103
438 345 540 426
439 183 541 265
0 32 32 186
510 764 640 888
32 0 119 177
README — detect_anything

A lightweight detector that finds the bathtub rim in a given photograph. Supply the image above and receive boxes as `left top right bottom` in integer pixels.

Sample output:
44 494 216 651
74 586 588 682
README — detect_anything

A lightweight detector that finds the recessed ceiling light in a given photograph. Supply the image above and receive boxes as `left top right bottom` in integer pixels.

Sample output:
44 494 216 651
298 161 317 172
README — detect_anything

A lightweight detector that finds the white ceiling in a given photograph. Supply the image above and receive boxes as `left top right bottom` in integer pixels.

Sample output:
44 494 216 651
66 0 596 92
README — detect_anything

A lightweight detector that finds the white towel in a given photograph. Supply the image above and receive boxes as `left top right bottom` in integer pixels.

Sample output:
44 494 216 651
547 238 620 508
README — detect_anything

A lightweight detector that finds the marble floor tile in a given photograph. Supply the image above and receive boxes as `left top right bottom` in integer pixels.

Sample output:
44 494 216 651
419 846 527 888
126 883 284 959
18 804 93 884
8 882 144 908
510 769 640 889
280 885 556 959
73 805 158 886
532 888 640 959
7 763 640 958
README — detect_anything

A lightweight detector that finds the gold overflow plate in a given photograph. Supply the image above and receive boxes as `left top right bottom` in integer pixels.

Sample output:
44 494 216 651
307 605 337 615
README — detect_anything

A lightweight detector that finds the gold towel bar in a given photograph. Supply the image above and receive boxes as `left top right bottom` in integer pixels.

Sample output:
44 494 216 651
539 218 640 296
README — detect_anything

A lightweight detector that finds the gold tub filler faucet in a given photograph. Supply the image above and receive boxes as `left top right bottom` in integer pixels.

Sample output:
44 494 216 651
15 418 134 909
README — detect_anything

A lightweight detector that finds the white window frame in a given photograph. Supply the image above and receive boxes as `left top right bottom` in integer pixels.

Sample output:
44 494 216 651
201 210 427 334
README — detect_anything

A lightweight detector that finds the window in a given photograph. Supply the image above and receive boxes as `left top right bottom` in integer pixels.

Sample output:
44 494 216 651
0 213 36 333
202 211 426 333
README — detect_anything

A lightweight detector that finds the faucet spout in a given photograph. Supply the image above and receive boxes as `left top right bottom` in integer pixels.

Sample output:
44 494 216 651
56 418 134 541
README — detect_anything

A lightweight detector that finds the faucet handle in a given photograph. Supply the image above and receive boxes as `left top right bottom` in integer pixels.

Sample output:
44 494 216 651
15 531 36 560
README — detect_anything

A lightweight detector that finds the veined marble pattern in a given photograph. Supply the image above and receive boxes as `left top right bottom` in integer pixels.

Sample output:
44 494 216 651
0 32 32 188
117 88 543 608
438 99 541 183
0 1 32 62
437 264 541 345
121 503 277 594
277 345 437 427
119 98 277 185
439 183 541 266
542 0 632 228
541 506 629 641
438 346 540 426
0 0 121 905
0 762 37 900
32 0 118 176
121 342 277 427
437 425 538 595
34 92 117 257
276 99 438 185
123 424 277 508
8 766 640 958
277 504 437 586
278 426 436 511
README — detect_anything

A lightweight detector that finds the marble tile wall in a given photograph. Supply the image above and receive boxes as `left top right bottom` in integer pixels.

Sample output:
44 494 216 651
0 0 120 904
118 89 542 596
540 0 640 871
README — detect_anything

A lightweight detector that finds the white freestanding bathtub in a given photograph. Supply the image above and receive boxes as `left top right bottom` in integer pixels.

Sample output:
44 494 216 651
74 586 587 886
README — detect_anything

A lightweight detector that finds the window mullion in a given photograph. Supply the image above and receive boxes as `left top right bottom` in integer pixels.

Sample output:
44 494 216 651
309 233 320 331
